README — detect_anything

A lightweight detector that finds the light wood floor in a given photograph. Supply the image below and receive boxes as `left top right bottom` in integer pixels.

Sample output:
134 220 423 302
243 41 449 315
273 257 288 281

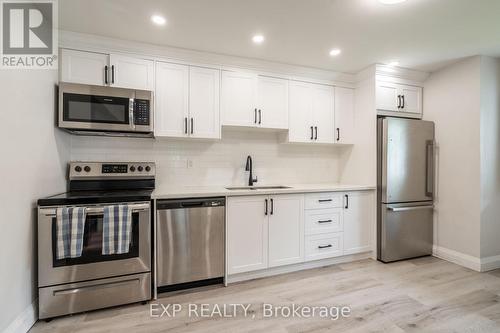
30 257 500 333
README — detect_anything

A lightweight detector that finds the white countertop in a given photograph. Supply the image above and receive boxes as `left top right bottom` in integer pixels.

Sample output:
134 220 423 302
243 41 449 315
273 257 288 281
152 183 376 199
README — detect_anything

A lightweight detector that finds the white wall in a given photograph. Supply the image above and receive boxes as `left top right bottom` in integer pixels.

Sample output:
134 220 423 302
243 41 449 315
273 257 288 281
423 56 482 258
479 56 500 258
70 129 343 191
0 71 70 332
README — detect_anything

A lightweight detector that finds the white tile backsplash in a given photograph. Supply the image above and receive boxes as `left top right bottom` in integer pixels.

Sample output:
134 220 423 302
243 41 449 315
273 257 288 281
70 129 343 189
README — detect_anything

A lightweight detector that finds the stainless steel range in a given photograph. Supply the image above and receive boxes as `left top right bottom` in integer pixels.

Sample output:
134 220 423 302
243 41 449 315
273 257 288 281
37 161 155 319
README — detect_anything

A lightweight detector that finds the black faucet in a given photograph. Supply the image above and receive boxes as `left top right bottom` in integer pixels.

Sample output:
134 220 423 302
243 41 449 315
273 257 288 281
245 155 258 186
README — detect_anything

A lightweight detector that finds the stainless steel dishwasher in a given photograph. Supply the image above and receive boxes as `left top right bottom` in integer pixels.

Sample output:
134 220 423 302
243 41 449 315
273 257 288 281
156 197 225 291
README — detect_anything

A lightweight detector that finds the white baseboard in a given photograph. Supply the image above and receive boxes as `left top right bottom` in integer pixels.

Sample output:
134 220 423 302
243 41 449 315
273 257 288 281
433 245 500 272
3 300 37 333
227 252 372 284
480 254 500 272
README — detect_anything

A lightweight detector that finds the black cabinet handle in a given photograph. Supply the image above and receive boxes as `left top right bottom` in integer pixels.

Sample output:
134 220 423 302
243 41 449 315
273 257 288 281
318 244 333 249
336 128 340 141
314 126 318 140
254 108 257 124
318 199 332 203
258 109 262 124
184 117 188 134
104 65 108 84
265 199 268 215
318 219 332 224
270 198 274 215
190 118 194 134
310 126 314 140
345 194 349 209
111 65 115 84
397 95 401 109
401 95 405 109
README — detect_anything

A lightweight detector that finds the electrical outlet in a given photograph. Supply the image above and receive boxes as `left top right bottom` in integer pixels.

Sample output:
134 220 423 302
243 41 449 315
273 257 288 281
187 159 194 168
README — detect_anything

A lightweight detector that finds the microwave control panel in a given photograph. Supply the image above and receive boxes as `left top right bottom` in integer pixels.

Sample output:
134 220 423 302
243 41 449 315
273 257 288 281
134 99 150 126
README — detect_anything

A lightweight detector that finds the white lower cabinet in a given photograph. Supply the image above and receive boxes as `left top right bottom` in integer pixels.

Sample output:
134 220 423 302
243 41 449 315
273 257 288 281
227 195 268 274
227 190 374 276
268 194 304 267
343 191 374 255
227 194 304 274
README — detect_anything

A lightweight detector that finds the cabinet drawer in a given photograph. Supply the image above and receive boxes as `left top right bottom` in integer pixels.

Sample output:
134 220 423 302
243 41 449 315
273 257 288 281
305 193 342 209
305 208 343 235
305 232 343 261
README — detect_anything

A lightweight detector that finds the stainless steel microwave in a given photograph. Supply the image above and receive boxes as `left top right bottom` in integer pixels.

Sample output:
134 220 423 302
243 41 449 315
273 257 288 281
58 82 154 137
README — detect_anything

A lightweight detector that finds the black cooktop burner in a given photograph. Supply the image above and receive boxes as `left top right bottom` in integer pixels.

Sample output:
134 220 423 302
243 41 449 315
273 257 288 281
37 189 153 206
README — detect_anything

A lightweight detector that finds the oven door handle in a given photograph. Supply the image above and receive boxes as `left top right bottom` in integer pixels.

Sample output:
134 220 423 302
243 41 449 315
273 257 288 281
40 203 150 217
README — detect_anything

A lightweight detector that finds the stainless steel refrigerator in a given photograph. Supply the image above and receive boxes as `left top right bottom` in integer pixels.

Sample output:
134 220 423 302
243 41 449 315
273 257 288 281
377 117 435 262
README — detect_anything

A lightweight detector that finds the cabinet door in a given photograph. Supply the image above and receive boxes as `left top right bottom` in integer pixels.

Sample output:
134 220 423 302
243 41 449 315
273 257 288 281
400 85 422 115
109 54 154 90
227 196 268 274
221 71 258 127
60 49 108 86
343 191 374 255
268 194 304 267
334 87 355 144
312 84 335 143
257 76 288 129
289 81 313 143
189 66 221 139
155 62 189 137
376 82 400 112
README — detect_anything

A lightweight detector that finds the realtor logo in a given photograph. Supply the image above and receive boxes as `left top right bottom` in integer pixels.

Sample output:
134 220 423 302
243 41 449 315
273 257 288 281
1 0 57 69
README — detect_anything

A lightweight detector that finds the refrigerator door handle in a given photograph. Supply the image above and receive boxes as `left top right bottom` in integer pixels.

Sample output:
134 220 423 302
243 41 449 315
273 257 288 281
426 140 435 198
387 205 434 212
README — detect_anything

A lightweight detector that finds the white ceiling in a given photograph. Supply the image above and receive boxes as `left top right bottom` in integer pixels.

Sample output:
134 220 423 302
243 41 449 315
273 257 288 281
59 0 500 73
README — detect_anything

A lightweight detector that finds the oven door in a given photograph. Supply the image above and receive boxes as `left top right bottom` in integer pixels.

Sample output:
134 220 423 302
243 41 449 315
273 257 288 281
38 202 151 287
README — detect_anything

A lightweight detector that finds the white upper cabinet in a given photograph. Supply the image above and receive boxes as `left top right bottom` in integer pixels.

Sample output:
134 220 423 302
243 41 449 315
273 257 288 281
155 62 189 138
155 62 221 139
221 71 288 129
221 71 258 127
109 54 154 91
227 195 269 274
257 76 289 129
60 49 108 86
334 87 355 144
189 66 221 139
312 84 335 143
289 80 335 143
343 191 374 255
60 49 154 91
376 81 422 117
268 194 304 267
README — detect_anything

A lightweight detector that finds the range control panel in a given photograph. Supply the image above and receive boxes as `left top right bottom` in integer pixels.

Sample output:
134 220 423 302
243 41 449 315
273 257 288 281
69 161 155 179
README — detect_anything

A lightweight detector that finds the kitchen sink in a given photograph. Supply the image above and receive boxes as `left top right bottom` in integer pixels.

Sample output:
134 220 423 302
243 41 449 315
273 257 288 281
225 185 292 190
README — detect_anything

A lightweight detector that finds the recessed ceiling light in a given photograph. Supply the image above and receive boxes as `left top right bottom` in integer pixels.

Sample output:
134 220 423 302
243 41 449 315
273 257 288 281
329 48 341 57
252 35 265 44
378 0 407 4
388 61 400 66
151 15 166 26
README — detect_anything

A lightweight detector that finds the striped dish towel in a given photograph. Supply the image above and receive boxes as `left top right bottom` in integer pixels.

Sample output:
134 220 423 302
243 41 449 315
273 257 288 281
56 207 87 259
102 205 132 255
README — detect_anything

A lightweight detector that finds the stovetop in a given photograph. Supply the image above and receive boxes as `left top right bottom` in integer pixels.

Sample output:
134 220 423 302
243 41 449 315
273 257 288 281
37 189 154 206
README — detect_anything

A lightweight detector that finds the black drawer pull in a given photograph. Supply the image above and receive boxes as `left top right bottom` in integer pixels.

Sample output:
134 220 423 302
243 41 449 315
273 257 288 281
318 244 332 249
318 219 332 224
318 199 333 203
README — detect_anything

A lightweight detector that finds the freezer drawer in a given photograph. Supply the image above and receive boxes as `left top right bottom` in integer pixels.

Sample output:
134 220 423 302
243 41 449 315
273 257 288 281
378 202 433 262
157 198 225 287
39 272 151 319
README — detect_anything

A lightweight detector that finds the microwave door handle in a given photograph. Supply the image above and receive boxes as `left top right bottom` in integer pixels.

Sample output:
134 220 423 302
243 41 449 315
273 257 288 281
129 99 135 130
